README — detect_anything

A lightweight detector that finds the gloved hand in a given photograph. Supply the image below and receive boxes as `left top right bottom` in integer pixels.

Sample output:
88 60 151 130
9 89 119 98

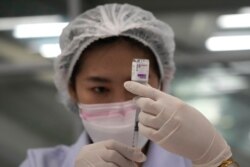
124 81 232 167
75 139 146 167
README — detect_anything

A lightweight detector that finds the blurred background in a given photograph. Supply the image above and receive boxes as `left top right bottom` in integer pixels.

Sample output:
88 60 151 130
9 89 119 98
0 0 250 166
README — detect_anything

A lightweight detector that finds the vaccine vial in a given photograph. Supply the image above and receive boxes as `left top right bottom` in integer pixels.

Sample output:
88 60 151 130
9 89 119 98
131 58 149 147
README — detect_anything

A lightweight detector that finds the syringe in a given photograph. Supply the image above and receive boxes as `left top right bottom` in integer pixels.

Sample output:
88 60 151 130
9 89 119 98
131 59 150 148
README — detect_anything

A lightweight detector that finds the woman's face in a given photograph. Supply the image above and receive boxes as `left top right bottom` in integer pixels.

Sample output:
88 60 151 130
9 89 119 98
70 40 160 104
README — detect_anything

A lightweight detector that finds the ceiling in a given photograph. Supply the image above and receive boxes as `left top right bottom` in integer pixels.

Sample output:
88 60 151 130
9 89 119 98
0 0 250 167
1 0 250 67
1 0 250 17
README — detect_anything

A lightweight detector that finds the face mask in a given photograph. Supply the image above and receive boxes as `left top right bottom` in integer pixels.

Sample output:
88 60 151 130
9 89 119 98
78 100 148 148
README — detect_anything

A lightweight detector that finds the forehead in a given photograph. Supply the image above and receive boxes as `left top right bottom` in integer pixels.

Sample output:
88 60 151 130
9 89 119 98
81 40 150 72
79 37 158 72
68 36 161 85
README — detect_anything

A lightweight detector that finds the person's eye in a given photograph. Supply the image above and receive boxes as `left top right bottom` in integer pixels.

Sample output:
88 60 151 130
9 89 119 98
92 87 109 94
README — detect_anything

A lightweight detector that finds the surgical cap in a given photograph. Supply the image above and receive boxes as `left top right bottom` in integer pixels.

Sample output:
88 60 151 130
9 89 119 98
54 3 175 111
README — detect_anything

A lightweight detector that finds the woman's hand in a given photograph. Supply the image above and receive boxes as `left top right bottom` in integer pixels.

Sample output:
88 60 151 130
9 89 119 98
124 81 232 167
75 139 146 167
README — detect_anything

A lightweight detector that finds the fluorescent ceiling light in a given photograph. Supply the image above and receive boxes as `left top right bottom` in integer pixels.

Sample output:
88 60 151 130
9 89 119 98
0 15 63 31
39 44 60 58
217 13 250 28
205 35 250 51
13 22 68 38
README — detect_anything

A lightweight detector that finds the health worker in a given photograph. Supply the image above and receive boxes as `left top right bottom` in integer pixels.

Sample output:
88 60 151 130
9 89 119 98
20 3 238 167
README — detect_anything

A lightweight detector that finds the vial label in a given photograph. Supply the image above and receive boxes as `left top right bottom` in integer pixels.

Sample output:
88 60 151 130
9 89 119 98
131 59 149 84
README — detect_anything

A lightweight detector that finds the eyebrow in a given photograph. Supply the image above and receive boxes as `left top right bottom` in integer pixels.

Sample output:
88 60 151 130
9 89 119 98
86 76 111 83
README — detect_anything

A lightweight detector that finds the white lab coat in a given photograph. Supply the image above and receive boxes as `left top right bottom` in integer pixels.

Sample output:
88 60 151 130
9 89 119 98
20 131 192 167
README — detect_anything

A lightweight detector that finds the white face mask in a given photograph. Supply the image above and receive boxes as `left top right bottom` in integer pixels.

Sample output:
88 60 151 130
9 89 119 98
78 100 148 148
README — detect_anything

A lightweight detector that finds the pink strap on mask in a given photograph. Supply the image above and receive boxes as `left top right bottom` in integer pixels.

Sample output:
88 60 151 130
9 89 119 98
80 109 135 120
78 100 137 121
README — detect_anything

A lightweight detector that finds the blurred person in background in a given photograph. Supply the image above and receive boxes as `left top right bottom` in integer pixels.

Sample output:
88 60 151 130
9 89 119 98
20 3 239 167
